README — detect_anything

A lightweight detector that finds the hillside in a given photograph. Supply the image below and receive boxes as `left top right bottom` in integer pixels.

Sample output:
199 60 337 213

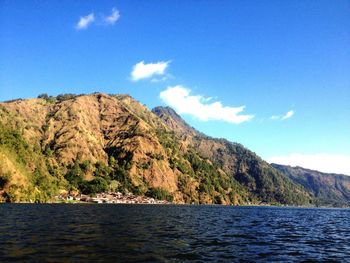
0 93 313 205
272 164 350 207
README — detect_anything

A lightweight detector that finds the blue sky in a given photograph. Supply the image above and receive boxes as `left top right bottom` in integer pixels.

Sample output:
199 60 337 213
1 0 350 174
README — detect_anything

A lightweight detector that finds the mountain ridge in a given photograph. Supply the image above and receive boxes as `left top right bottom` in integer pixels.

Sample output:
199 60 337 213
0 92 342 206
272 163 350 207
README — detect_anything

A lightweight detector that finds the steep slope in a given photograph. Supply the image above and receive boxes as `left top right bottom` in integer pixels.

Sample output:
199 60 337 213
0 109 60 202
0 94 251 204
0 93 314 205
152 106 198 136
153 106 313 206
272 164 350 207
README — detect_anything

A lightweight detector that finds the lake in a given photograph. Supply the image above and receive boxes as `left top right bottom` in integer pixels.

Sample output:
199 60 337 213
0 204 349 262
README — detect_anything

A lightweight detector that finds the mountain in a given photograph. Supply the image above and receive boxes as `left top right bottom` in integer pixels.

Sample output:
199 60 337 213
152 106 198 136
272 164 350 207
0 93 314 205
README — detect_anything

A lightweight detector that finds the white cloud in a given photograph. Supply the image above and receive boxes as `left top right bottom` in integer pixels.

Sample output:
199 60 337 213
270 110 294 120
203 97 214 102
159 85 254 124
131 61 169 81
282 110 294 120
270 115 280 120
105 7 120 25
76 13 95 30
268 153 350 175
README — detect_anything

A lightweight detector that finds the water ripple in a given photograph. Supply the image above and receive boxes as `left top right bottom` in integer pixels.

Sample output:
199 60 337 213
0 204 349 262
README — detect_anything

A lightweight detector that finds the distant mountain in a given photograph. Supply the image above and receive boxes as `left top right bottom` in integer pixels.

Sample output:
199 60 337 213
272 164 350 207
0 92 326 206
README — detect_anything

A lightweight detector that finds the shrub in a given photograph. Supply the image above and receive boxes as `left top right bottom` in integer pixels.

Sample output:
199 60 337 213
38 93 56 103
64 163 83 188
38 93 49 100
146 187 173 202
56 93 76 102
80 160 91 173
94 161 111 178
0 173 11 188
79 177 109 195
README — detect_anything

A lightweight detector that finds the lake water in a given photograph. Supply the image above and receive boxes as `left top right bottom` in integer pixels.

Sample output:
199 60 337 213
0 204 349 262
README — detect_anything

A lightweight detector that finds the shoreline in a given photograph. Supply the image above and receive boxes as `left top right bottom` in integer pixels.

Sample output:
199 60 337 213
1 192 348 208
54 193 348 208
54 192 171 205
0 203 348 209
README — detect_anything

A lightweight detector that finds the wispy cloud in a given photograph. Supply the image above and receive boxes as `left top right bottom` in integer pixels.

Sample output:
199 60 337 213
131 61 169 81
160 85 254 124
270 110 294 120
104 7 120 25
75 7 120 30
268 153 350 175
76 13 95 30
282 110 294 120
270 115 280 120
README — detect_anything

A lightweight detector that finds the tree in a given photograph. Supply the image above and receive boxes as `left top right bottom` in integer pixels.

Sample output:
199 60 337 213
38 93 49 99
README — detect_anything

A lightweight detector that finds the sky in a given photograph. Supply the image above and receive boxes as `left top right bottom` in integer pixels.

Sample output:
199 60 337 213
1 0 349 175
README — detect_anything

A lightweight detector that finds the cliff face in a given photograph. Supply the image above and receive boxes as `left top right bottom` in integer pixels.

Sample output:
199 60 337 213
0 93 312 205
272 164 350 207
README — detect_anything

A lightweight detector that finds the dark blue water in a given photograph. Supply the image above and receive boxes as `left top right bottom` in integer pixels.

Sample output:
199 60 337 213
0 204 349 262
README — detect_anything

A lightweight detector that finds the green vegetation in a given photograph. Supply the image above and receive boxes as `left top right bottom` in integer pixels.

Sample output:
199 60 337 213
79 177 109 195
64 160 110 195
232 150 312 205
184 149 248 204
37 93 56 103
273 164 350 207
56 93 77 102
0 124 29 165
146 187 174 202
62 149 139 196
156 129 178 155
37 93 80 103
0 172 10 188
0 121 59 202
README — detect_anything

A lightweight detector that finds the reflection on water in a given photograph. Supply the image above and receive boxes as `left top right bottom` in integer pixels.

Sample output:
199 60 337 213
0 204 349 262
